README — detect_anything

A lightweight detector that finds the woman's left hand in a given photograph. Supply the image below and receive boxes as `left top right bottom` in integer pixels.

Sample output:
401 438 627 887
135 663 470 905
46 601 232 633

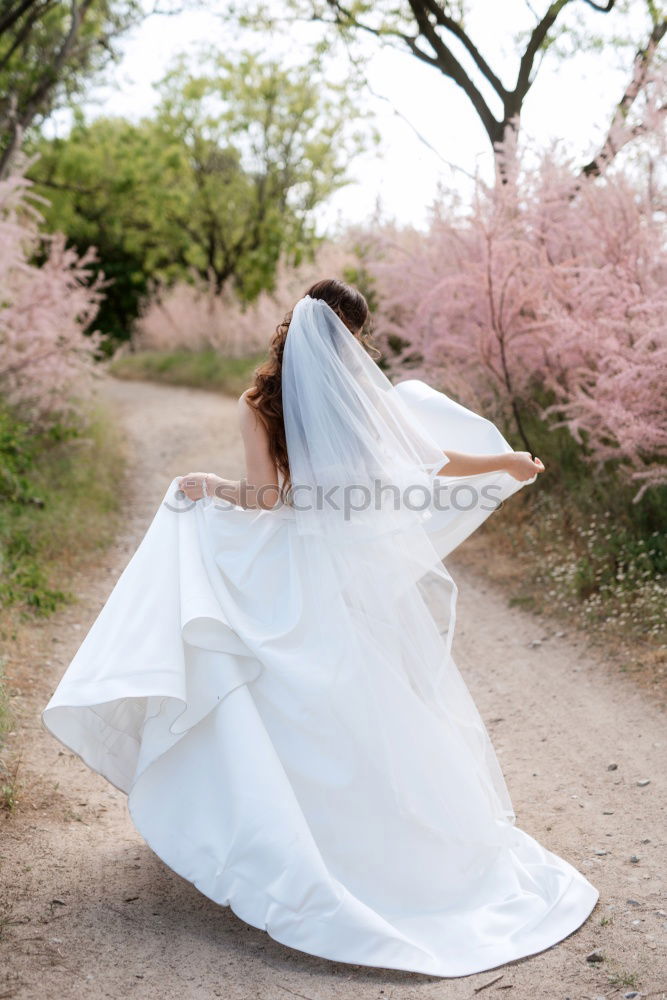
502 452 545 482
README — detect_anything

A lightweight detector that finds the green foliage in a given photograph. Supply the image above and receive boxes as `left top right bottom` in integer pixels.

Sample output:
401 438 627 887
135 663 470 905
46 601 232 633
494 406 667 648
108 349 265 397
0 1 144 172
155 50 363 297
607 969 640 989
513 400 667 569
0 397 126 617
0 403 39 504
0 655 17 814
26 112 171 345
26 48 367 344
0 1 200 175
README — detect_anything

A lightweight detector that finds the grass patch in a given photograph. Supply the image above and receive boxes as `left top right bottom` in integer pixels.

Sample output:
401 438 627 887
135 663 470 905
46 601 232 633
0 657 18 814
0 396 126 814
108 348 265 397
607 968 640 989
0 398 127 619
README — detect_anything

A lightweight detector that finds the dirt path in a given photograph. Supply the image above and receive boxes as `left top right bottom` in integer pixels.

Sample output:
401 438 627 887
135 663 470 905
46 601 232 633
1 376 665 1000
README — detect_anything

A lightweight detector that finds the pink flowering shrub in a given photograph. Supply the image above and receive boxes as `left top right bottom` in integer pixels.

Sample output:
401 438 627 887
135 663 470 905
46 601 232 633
369 148 667 499
131 243 358 357
0 172 105 427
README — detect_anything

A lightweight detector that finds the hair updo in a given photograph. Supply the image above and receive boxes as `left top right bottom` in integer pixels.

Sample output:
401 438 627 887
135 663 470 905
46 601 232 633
244 278 374 498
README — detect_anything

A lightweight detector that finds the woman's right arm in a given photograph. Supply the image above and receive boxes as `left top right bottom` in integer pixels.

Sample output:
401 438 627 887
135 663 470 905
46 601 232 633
178 392 281 510
212 392 280 509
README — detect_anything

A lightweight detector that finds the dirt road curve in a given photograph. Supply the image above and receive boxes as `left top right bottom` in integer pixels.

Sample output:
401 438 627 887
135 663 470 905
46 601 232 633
1 376 665 1000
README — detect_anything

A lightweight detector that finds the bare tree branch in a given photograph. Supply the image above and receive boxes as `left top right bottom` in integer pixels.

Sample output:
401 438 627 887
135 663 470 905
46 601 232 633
583 14 667 176
579 0 615 10
419 0 508 99
341 32 479 180
315 0 622 158
511 0 573 112
405 0 501 143
316 0 500 143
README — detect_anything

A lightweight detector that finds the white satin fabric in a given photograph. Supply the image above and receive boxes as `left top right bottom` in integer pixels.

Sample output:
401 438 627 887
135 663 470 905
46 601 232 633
42 378 598 977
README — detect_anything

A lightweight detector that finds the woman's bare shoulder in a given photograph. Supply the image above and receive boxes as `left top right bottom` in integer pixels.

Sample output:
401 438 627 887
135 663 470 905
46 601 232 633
238 389 266 438
238 388 253 420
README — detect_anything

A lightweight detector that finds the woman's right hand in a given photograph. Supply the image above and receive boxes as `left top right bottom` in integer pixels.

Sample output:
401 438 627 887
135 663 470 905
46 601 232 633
501 452 545 482
178 472 220 501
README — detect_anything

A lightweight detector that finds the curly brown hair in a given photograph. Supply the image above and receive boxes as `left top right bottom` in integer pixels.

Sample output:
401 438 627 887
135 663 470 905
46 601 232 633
244 278 376 499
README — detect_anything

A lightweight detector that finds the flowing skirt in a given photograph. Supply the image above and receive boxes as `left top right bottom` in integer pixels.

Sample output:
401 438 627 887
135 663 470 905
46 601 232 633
41 379 598 977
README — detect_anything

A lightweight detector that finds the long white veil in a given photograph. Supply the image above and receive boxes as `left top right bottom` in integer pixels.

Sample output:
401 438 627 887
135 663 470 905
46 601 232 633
280 295 515 840
282 295 445 532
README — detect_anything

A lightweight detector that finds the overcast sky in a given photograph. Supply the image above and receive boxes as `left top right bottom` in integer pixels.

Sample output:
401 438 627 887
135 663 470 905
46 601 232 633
56 0 650 231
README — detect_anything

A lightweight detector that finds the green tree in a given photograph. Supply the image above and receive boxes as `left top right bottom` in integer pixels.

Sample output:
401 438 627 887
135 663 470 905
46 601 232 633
27 49 368 341
153 50 365 297
0 0 194 178
27 113 177 343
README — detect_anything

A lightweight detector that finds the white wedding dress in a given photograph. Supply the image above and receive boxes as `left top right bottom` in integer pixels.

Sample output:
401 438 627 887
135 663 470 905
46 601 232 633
42 302 598 978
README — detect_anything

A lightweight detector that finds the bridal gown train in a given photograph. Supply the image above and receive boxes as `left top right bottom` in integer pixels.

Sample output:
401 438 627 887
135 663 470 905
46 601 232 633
42 378 599 977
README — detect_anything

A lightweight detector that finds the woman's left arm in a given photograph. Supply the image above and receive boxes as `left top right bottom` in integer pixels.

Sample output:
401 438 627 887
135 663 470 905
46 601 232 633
439 450 545 481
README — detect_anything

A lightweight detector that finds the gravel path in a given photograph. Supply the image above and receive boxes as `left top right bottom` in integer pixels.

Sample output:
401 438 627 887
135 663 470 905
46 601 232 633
1 375 665 1000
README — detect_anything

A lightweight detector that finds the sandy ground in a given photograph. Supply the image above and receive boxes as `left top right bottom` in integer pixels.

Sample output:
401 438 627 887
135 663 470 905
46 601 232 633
1 376 665 1000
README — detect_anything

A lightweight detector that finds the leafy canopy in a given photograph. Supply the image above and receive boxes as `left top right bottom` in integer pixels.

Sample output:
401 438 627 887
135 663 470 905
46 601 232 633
26 47 369 341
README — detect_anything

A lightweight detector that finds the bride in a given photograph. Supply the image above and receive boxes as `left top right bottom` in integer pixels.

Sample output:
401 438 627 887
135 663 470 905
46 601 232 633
42 278 598 977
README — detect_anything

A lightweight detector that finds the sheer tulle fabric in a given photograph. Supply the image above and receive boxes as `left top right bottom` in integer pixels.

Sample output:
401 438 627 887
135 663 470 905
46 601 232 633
280 297 514 823
282 295 447 537
41 311 598 976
